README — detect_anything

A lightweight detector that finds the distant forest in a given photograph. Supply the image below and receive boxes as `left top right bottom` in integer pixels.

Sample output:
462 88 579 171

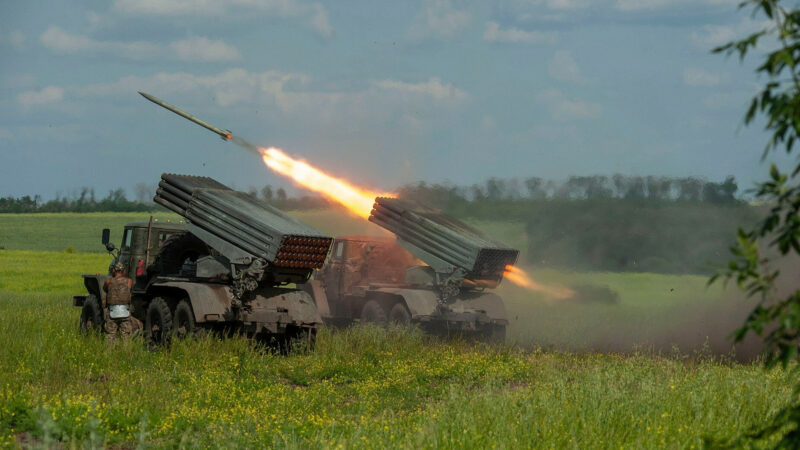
397 175 756 275
1 175 756 274
0 174 741 214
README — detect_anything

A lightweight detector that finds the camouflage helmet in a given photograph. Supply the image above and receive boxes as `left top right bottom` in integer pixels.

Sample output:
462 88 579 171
112 262 126 274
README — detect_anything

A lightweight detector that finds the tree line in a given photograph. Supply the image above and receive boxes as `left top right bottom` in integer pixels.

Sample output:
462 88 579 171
0 188 152 213
398 174 740 206
0 174 741 214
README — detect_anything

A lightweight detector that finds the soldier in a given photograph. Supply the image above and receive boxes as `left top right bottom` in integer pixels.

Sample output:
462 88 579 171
103 262 134 342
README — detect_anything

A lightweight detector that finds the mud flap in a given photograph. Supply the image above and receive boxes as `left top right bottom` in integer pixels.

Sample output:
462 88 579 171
300 280 331 318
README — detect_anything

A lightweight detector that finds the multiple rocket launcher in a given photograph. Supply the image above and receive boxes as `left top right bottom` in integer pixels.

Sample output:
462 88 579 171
140 92 519 286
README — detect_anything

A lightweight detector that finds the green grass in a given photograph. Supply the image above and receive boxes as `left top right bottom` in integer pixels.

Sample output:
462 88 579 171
0 290 792 448
0 211 525 256
0 248 793 448
0 212 181 253
0 213 791 447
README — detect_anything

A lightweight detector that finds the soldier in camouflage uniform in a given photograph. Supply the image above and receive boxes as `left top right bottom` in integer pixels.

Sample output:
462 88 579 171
103 262 134 342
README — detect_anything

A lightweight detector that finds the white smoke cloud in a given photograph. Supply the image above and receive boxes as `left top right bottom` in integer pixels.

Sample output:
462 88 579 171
483 22 557 45
17 86 64 108
112 0 334 38
40 27 241 62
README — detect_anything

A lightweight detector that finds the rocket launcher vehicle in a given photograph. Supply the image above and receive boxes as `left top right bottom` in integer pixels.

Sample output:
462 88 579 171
368 197 519 289
154 174 332 288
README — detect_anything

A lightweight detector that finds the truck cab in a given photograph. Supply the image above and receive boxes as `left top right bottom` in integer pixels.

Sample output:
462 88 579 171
308 236 508 342
317 236 420 317
114 221 186 289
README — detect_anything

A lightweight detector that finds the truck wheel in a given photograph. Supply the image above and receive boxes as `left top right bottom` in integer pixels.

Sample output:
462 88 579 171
388 302 411 325
80 295 103 335
173 300 195 339
146 297 173 344
483 324 506 344
281 327 316 354
360 300 387 325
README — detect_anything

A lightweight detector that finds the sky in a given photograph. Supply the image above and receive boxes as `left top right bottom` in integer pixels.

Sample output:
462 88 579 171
0 0 787 200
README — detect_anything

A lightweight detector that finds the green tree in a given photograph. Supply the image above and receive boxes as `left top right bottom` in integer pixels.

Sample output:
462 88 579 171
712 0 800 446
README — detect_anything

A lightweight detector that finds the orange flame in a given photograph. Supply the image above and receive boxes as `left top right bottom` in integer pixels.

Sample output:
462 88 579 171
259 146 394 218
503 265 574 299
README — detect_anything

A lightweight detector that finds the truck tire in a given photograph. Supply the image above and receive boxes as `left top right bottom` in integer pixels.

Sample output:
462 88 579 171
173 299 195 339
388 302 411 325
80 295 103 335
146 297 172 344
282 326 316 354
482 324 506 344
360 300 387 325
156 232 209 276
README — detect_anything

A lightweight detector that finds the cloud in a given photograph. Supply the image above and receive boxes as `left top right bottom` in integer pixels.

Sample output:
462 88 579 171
691 17 770 49
616 0 737 11
9 30 25 50
3 74 37 89
537 88 602 120
683 67 727 87
408 0 471 40
40 27 241 62
480 115 497 131
614 0 677 11
547 50 584 83
17 86 64 108
483 22 557 45
702 91 748 110
509 0 737 19
371 77 468 103
531 0 594 10
112 0 334 38
68 70 468 133
169 37 242 63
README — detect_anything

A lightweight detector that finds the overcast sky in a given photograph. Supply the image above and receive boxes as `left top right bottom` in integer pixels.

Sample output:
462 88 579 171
0 0 785 199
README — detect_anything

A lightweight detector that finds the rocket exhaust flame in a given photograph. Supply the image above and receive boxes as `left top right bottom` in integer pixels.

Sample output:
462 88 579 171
254 147 548 294
258 146 394 218
503 265 574 299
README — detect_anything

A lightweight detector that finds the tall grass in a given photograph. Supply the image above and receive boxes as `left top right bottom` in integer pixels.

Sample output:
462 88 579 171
0 214 791 447
0 287 792 448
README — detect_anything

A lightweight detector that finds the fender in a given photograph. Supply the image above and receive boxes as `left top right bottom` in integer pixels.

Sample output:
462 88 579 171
372 287 439 318
372 288 507 322
82 274 108 304
242 288 322 334
299 279 331 318
148 281 232 323
449 291 507 322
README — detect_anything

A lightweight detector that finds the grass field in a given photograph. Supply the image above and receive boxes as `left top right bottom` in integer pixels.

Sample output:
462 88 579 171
0 212 792 447
0 211 527 257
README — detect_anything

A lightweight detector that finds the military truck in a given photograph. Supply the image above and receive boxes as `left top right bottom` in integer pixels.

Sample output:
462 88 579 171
73 174 333 346
302 197 519 342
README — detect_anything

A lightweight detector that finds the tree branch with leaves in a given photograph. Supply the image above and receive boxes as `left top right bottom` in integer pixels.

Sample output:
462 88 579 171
712 0 800 446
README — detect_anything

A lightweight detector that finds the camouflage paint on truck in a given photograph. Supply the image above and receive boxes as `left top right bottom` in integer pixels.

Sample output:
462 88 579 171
74 174 332 348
